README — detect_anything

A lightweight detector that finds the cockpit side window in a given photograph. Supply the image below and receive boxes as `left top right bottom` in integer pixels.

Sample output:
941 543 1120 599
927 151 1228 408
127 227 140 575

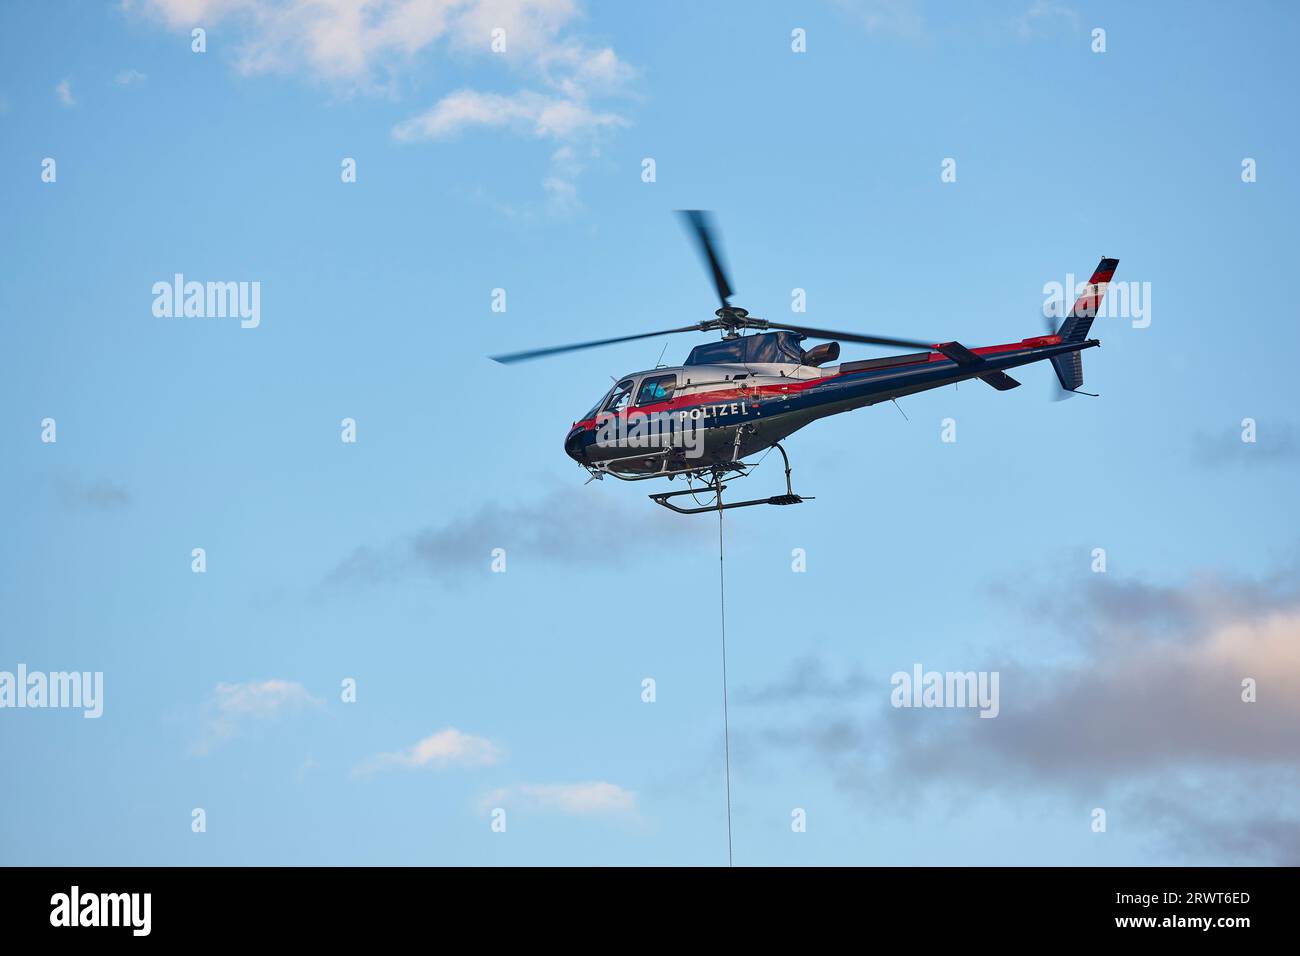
604 379 635 412
636 373 677 406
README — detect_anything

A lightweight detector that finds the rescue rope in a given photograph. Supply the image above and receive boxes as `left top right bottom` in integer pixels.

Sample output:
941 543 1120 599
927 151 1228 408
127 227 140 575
717 480 734 867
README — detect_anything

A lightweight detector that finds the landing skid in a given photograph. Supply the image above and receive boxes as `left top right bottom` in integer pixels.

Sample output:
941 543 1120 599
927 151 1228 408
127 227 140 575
649 443 813 515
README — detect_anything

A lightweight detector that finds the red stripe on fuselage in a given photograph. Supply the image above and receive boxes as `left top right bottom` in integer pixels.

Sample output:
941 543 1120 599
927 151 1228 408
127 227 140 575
569 340 1051 428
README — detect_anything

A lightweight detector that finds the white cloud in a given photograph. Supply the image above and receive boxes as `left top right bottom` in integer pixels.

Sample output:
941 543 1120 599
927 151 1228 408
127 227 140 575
388 9 634 203
355 727 502 774
130 0 629 92
55 79 75 107
136 0 487 81
833 0 927 41
392 87 624 141
128 0 634 202
195 679 321 753
214 678 318 716
1014 0 1079 39
115 69 149 86
482 781 637 817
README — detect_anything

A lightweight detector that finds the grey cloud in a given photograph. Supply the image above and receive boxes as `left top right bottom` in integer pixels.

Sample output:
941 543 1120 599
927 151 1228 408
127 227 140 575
1134 777 1300 865
324 487 710 587
736 656 872 705
747 564 1300 862
1192 421 1300 467
52 475 131 511
995 567 1300 653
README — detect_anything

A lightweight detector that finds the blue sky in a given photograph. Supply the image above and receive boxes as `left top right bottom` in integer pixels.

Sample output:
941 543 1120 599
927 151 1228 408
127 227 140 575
2 0 1298 866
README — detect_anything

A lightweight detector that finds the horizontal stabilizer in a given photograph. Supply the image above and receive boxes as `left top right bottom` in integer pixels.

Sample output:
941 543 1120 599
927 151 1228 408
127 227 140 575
936 341 982 367
936 341 1020 390
979 371 1021 391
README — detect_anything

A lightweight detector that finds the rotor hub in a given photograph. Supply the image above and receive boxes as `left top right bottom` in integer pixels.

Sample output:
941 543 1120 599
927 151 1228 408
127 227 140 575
713 306 759 338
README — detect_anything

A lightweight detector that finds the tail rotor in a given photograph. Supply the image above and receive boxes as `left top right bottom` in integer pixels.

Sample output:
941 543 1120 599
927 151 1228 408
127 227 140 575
1039 299 1076 402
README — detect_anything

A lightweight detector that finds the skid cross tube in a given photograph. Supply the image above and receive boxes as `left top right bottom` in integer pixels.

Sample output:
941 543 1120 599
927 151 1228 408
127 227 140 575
648 443 812 515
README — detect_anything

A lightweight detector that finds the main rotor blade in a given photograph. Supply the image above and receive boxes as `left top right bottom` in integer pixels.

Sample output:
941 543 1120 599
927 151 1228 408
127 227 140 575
678 210 733 308
769 322 935 352
490 324 703 364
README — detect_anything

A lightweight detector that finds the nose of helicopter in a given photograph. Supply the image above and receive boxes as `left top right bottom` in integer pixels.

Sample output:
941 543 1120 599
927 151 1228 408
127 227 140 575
564 425 586 463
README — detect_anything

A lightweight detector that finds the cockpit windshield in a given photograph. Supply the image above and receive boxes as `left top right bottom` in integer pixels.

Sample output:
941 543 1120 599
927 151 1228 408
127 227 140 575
579 379 631 422
604 380 635 412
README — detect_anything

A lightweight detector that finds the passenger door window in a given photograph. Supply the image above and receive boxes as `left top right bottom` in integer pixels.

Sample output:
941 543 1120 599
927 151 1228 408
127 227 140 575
636 373 677 406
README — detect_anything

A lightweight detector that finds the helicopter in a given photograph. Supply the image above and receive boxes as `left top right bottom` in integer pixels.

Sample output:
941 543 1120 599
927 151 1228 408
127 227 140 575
492 211 1118 514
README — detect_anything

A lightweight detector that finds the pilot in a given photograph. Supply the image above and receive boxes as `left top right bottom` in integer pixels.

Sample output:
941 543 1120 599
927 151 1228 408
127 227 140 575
637 379 672 404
